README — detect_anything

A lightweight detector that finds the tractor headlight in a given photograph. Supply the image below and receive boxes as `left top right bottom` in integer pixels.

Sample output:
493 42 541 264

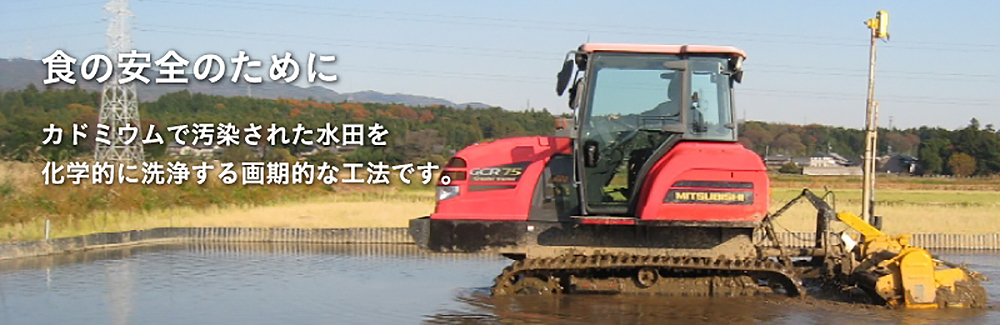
437 186 460 201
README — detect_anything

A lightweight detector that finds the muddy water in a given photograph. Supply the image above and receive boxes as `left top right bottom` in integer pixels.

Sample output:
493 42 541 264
0 244 996 324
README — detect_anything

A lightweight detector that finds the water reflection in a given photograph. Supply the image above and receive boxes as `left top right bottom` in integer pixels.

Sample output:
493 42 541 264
105 259 134 325
427 288 993 325
0 243 498 272
0 243 994 324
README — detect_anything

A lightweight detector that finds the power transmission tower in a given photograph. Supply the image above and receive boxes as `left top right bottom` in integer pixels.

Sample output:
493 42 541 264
95 0 144 163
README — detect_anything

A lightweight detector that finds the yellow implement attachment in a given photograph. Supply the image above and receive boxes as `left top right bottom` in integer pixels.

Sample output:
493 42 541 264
837 212 985 309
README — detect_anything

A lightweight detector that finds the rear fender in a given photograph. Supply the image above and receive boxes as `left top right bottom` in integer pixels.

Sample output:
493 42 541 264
636 142 768 223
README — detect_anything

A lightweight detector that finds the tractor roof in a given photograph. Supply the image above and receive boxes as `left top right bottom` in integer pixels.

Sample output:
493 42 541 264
579 43 746 58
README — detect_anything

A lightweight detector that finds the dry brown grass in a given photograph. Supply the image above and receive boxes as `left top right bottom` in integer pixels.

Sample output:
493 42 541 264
0 195 434 240
768 187 1000 235
763 201 1000 235
173 200 433 228
0 161 438 241
2 160 998 241
770 174 1000 191
0 187 437 240
0 161 38 192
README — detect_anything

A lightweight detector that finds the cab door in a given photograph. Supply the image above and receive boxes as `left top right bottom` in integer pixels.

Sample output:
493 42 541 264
575 53 687 216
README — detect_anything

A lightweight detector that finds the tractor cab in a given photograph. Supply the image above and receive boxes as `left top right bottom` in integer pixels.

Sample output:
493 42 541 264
556 44 747 217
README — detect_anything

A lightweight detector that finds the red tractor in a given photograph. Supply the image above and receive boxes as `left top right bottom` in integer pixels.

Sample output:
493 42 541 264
409 43 804 296
408 43 987 307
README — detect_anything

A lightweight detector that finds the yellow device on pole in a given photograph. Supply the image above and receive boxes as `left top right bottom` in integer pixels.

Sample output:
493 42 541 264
867 10 890 39
861 10 888 225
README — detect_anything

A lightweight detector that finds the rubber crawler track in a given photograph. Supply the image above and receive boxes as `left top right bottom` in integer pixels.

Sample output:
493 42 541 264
491 253 806 297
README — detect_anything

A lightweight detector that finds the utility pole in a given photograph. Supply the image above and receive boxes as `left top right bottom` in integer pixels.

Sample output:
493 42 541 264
95 0 144 163
862 11 889 226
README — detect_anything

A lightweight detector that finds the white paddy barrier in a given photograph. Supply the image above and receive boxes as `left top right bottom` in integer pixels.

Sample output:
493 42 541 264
0 227 997 260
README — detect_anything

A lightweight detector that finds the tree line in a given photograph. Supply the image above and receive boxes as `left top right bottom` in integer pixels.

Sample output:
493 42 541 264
0 85 555 165
740 119 1000 176
2 85 998 176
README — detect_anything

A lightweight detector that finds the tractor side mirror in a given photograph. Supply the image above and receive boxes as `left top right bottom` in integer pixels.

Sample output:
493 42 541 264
730 56 744 83
556 59 574 96
584 140 600 168
568 78 584 110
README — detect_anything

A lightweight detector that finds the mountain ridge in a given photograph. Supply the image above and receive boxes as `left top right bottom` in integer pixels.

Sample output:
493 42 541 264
0 58 492 109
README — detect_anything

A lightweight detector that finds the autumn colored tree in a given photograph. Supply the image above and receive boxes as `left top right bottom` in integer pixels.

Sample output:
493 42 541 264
0 88 561 162
349 106 371 120
339 103 364 111
388 105 419 120
17 86 1000 177
947 152 976 177
339 103 371 121
418 110 435 122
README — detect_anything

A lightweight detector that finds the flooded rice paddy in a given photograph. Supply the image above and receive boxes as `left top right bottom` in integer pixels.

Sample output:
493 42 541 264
0 243 997 324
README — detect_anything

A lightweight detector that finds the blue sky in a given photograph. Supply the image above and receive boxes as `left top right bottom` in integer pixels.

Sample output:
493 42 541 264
2 0 998 129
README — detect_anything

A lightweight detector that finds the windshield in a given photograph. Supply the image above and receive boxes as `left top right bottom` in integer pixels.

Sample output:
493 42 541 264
583 53 736 143
586 53 683 141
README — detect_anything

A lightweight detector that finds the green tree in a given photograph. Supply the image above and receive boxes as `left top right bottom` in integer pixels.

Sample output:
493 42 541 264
263 147 296 163
953 123 1000 175
345 147 403 164
917 137 951 175
884 133 920 154
395 129 445 162
737 136 753 149
220 145 257 162
918 147 943 175
304 150 343 166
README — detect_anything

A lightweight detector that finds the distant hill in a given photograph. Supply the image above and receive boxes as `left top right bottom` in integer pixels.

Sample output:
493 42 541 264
0 58 492 109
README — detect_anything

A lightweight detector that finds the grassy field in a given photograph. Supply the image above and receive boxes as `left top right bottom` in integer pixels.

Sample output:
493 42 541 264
0 161 436 241
0 190 436 240
1 161 998 241
767 174 1000 234
768 188 1000 235
770 174 1000 191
